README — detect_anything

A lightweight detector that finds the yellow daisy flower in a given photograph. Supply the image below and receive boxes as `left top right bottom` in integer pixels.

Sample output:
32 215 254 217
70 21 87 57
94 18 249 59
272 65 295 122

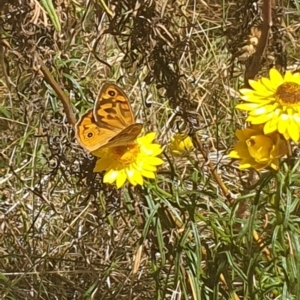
237 68 300 142
229 125 288 171
168 133 194 156
92 132 164 188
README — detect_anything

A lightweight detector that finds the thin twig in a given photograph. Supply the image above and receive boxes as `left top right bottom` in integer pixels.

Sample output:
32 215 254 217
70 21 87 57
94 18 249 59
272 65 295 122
244 0 272 86
193 134 231 200
35 52 77 127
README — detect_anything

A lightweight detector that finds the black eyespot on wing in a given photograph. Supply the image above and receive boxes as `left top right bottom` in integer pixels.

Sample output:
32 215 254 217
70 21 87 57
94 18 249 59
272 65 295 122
87 132 94 138
108 89 116 97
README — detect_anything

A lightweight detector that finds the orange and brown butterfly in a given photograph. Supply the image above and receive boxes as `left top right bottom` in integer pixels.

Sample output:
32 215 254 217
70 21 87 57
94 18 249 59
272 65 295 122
75 83 143 152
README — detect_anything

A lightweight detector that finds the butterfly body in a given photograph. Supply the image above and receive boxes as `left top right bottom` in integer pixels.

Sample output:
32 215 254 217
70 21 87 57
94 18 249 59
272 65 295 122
75 83 142 152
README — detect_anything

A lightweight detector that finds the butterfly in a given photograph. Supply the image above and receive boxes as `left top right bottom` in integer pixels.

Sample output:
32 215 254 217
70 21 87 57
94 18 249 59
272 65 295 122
75 83 143 152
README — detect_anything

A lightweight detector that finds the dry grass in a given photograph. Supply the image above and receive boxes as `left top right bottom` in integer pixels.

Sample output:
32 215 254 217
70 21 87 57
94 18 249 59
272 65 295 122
1 0 300 299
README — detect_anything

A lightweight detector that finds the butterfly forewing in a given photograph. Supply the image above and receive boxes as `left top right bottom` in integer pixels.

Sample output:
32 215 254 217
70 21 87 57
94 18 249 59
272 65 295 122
93 83 135 130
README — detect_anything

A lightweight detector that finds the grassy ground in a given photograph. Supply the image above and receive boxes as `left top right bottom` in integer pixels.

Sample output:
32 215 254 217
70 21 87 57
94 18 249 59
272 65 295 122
0 0 300 299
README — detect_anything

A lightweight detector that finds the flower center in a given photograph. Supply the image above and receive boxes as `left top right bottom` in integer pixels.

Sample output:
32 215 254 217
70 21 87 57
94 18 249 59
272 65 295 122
111 144 139 166
275 82 300 106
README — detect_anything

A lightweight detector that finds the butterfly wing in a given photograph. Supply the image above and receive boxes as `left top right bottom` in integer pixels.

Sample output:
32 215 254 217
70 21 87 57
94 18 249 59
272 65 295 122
76 83 143 151
93 83 136 131
104 123 143 148
75 109 118 152
93 82 143 147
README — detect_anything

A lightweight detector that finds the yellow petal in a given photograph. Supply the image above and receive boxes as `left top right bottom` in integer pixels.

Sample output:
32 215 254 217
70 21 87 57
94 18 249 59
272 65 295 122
247 112 273 124
138 132 156 144
104 169 118 184
135 160 157 172
144 156 164 166
126 168 143 186
287 121 300 142
92 148 108 158
116 169 127 188
250 106 269 116
260 77 274 91
236 103 260 110
269 158 280 170
140 169 156 178
239 88 254 95
94 157 114 172
283 71 294 82
264 119 278 134
277 114 288 134
130 171 144 186
142 144 163 156
269 68 283 85
228 150 239 158
249 79 268 92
